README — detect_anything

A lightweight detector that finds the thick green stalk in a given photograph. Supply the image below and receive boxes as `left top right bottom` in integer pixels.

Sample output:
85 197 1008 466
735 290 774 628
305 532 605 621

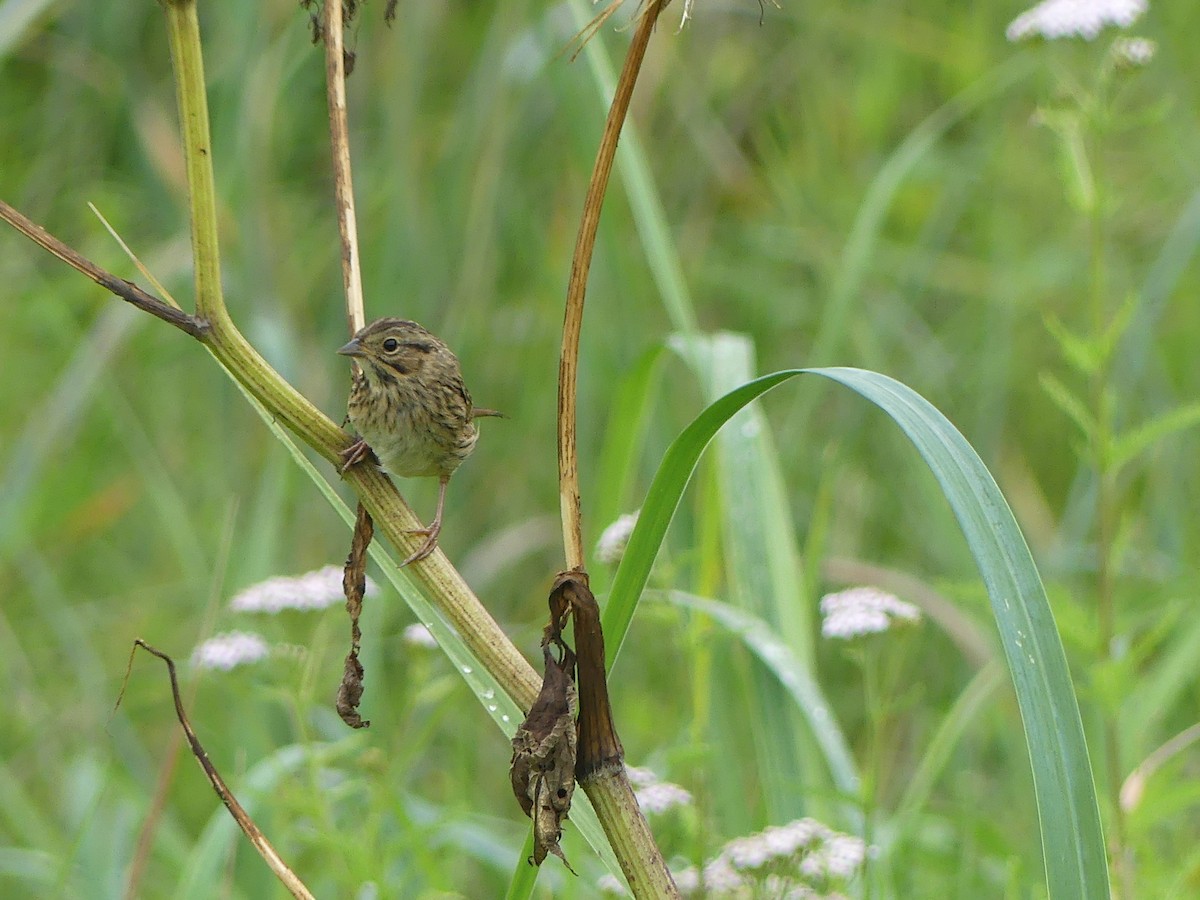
159 1 539 707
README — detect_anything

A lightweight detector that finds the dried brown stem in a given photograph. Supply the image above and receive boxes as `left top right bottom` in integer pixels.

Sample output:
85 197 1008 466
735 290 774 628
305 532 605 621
0 199 208 338
557 0 667 570
321 0 366 337
124 640 316 900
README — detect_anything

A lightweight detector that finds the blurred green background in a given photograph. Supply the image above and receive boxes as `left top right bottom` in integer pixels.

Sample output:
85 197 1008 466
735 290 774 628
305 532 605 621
2 0 1198 897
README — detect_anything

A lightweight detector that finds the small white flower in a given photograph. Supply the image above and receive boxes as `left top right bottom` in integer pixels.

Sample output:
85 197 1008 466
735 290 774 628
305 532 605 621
777 818 828 852
230 565 377 614
595 511 639 564
820 587 921 639
672 866 701 894
701 855 745 892
402 623 438 648
759 818 825 857
725 833 774 870
191 631 269 671
820 834 868 879
1110 36 1156 66
762 875 822 899
798 851 825 879
636 782 694 815
1006 0 1147 42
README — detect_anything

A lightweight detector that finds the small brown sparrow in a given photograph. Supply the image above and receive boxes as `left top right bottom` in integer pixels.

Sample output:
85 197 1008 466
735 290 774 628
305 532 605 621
338 318 499 564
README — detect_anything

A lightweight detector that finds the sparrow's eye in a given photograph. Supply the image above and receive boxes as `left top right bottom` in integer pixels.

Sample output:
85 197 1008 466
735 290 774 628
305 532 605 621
383 338 400 352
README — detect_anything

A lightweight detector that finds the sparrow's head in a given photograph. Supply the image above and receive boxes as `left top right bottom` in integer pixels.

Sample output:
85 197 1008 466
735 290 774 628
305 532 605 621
338 318 448 383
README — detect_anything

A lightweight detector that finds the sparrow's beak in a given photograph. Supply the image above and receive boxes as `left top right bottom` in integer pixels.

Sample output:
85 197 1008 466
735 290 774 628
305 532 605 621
338 338 364 358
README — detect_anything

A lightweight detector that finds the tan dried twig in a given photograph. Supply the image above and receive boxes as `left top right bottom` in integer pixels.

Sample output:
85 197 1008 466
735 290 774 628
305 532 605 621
118 640 316 900
558 0 670 571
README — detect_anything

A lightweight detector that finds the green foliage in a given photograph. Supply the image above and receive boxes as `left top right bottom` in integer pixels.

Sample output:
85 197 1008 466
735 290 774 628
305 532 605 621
3 0 1199 897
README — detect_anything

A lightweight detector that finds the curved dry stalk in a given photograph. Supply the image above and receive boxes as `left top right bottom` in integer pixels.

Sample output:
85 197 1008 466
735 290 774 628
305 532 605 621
124 640 316 900
558 0 669 571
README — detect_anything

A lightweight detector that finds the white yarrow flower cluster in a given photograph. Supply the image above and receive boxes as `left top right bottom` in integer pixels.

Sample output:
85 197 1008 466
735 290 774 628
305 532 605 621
820 587 920 639
191 631 269 671
598 816 863 896
1006 0 1147 42
680 818 867 896
230 564 377 614
628 766 694 815
595 511 639 564
637 782 694 815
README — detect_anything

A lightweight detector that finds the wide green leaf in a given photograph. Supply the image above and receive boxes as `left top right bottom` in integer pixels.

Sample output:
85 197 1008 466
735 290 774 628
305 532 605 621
605 365 1108 898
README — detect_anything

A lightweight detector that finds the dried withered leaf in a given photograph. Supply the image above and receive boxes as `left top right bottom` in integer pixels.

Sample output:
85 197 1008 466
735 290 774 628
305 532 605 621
552 571 624 779
337 502 373 729
510 640 578 871
335 650 367 728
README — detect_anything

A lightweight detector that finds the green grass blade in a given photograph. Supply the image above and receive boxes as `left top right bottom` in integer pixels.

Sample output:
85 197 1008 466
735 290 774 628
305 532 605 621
503 833 538 900
604 364 1107 897
812 366 1108 899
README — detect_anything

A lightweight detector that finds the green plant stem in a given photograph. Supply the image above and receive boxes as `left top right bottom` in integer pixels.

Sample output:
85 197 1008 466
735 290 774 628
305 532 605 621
158 0 542 711
1086 141 1131 900
584 770 679 898
858 647 881 900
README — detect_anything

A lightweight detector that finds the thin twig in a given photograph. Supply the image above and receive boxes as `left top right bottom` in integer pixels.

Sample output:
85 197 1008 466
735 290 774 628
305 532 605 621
558 0 667 570
0 199 208 337
123 640 316 900
322 0 367 337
